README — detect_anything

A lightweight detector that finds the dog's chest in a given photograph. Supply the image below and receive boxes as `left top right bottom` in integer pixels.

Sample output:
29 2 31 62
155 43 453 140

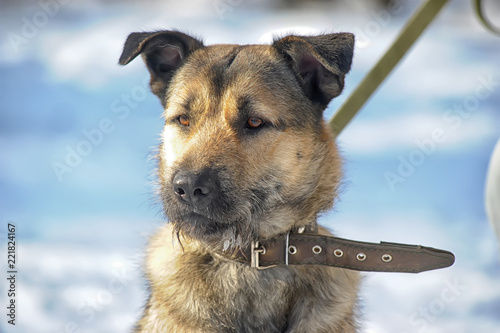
163 252 295 332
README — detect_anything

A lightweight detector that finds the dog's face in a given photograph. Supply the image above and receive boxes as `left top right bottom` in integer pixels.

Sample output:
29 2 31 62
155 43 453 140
120 31 354 250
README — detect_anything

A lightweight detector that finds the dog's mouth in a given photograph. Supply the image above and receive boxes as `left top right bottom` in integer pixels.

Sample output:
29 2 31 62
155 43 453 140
162 183 257 249
166 208 256 251
160 167 285 250
176 211 232 235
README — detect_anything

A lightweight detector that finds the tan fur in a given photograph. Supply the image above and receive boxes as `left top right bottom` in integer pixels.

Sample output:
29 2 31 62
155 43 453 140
120 31 360 332
138 224 360 333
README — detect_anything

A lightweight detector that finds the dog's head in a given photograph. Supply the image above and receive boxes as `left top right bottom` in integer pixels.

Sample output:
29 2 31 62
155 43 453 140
120 30 354 250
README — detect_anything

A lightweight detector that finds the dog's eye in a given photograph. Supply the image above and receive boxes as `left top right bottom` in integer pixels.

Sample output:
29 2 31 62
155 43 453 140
246 117 264 129
178 115 190 127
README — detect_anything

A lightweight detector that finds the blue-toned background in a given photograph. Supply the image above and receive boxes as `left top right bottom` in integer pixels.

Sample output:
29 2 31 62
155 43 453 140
1 0 499 332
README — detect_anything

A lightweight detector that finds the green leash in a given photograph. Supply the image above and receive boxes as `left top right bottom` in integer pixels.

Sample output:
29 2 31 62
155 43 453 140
329 0 499 136
328 0 449 136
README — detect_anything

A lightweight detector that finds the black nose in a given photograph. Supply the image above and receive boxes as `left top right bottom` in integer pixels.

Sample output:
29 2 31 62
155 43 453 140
172 170 218 206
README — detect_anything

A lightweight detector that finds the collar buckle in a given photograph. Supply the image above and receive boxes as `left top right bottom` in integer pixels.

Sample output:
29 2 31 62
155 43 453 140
250 241 277 270
285 231 291 266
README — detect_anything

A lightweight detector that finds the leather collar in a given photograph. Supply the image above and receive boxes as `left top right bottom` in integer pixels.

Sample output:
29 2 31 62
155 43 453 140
229 227 455 273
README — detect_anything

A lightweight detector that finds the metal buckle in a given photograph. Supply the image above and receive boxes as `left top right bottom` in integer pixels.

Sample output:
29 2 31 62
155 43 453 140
251 241 277 270
285 231 290 266
250 241 269 270
250 241 263 268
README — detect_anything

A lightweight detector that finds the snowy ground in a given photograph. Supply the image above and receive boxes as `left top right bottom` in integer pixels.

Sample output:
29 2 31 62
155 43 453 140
1 0 499 332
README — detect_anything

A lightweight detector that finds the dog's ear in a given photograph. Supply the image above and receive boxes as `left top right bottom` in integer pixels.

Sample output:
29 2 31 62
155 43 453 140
119 30 204 102
273 33 354 109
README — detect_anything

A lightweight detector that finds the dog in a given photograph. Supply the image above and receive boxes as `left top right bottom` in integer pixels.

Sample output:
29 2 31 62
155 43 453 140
119 30 360 332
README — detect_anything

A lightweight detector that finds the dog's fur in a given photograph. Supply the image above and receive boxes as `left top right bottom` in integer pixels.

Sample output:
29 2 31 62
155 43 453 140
120 30 360 332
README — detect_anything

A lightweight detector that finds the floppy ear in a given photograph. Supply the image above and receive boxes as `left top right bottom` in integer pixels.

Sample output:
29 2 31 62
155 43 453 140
119 30 204 103
273 33 354 109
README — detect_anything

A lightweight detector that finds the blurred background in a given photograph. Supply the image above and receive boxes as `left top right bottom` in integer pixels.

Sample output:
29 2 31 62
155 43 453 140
1 0 499 332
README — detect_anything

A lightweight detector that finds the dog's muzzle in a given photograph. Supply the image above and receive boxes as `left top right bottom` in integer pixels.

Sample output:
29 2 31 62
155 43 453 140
172 169 219 207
